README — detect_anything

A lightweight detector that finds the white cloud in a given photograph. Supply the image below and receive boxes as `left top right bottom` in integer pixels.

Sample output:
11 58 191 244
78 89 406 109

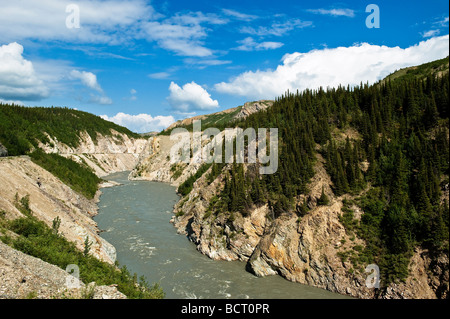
234 37 284 51
222 9 258 21
140 21 213 57
100 112 175 133
69 70 103 92
308 8 355 17
166 11 228 26
0 42 50 101
168 81 219 112
139 10 232 57
69 69 113 104
435 16 449 27
0 1 220 57
89 95 113 105
215 35 450 100
0 0 154 45
149 72 172 79
184 58 232 69
422 29 440 38
240 19 312 37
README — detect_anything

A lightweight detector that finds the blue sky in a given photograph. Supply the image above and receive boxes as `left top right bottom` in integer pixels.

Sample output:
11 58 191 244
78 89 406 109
0 0 448 132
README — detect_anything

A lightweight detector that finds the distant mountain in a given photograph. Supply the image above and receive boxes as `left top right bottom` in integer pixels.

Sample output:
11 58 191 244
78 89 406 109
161 100 274 134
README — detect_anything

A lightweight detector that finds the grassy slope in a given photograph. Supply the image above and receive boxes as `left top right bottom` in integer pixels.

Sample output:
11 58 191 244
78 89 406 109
380 56 449 84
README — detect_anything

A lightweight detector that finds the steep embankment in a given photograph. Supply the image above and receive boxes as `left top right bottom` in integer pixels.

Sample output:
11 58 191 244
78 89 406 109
0 156 131 298
39 129 150 177
131 100 273 185
0 156 115 263
0 105 155 299
133 59 449 299
169 150 448 299
0 241 126 299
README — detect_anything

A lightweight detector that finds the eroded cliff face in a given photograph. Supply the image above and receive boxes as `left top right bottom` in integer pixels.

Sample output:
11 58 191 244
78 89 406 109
38 130 151 177
169 153 448 299
0 241 126 299
0 127 153 299
130 132 221 186
130 135 194 185
0 156 115 264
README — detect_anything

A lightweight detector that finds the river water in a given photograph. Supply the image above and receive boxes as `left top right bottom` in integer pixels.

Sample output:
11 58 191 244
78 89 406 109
94 171 348 299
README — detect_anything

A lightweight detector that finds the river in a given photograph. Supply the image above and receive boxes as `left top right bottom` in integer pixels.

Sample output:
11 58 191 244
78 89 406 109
94 171 348 299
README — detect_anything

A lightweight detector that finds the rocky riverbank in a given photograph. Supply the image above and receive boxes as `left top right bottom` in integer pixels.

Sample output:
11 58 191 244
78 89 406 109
167 151 448 299
0 129 153 299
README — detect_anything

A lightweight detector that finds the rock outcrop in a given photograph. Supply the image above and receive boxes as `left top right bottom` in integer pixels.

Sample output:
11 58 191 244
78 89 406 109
0 156 115 264
163 100 274 133
38 130 150 177
169 152 449 299
0 241 125 299
235 100 273 120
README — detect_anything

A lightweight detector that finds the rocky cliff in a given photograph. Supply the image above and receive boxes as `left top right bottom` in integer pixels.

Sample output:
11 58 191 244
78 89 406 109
38 129 150 177
0 156 115 264
168 152 448 299
0 241 125 299
163 100 274 133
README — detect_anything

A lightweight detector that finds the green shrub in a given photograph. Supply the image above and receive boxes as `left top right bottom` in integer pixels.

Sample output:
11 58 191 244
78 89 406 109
29 150 101 199
1 204 164 299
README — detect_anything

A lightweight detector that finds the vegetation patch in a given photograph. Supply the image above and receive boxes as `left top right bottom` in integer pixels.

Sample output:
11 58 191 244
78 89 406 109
0 195 164 299
29 150 101 199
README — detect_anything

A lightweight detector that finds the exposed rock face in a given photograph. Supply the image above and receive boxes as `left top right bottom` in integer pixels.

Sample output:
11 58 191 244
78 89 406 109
132 100 274 186
131 131 221 186
38 130 150 177
170 153 449 299
235 100 273 120
0 130 152 299
0 156 116 264
0 241 125 299
163 100 273 133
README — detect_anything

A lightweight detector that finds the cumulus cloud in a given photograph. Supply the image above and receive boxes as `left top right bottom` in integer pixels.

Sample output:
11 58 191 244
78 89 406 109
0 0 154 44
69 69 113 104
168 81 219 112
69 70 103 92
234 37 284 51
100 112 175 133
0 1 220 57
215 35 450 100
0 42 50 101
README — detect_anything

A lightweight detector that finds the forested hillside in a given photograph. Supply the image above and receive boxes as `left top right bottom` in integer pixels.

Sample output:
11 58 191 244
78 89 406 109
0 104 140 156
186 57 449 287
0 105 142 199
